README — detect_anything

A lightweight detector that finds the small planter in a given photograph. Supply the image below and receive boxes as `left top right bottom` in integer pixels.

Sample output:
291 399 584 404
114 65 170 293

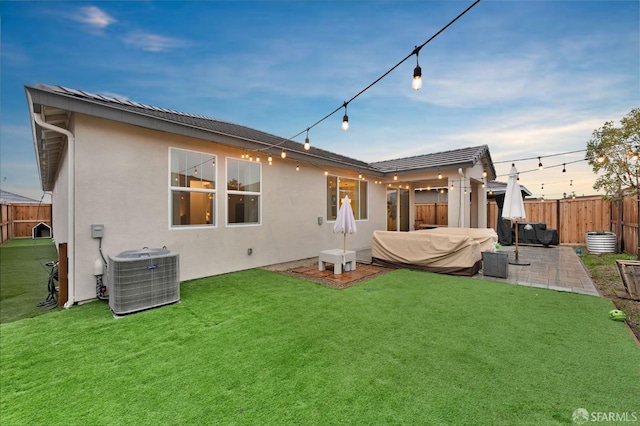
585 231 616 254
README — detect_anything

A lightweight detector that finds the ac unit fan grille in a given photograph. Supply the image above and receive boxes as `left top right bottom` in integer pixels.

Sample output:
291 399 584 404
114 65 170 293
108 250 179 315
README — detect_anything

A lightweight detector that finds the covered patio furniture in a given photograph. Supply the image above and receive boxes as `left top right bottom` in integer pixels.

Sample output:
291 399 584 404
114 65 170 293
371 230 482 276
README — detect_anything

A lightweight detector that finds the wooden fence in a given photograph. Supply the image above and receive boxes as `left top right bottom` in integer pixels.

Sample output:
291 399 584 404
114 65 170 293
0 202 52 245
418 194 639 256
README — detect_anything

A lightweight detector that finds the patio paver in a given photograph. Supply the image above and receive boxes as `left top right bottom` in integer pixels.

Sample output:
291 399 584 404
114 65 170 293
356 244 600 296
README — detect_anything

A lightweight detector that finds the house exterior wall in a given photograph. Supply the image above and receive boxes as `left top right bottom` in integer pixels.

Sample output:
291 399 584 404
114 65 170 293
69 114 386 302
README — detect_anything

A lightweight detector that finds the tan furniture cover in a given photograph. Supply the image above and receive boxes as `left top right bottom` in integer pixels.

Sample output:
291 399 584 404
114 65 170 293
417 227 498 253
371 230 482 276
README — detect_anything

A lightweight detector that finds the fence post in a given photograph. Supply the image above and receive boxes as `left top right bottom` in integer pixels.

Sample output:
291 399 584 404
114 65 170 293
58 243 68 307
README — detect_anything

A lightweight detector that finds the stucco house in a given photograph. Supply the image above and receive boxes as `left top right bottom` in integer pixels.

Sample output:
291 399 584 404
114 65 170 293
25 84 496 307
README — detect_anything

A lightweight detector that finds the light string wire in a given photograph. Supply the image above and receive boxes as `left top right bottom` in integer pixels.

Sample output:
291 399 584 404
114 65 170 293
493 149 587 164
251 0 482 156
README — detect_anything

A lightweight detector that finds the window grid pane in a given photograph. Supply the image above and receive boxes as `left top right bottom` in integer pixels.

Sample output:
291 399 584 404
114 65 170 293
170 148 216 227
227 158 261 225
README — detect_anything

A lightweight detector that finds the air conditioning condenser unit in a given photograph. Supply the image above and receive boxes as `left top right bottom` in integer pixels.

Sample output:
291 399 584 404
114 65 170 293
108 248 180 315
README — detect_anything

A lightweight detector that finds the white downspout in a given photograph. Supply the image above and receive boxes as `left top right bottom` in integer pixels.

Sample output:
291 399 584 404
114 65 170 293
32 112 76 308
458 168 465 228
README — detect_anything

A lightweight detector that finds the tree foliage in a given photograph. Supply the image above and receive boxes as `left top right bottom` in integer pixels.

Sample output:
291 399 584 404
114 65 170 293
586 108 640 201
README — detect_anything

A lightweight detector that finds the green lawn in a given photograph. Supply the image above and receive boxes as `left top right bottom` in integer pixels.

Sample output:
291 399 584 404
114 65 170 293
1 267 638 425
0 238 59 323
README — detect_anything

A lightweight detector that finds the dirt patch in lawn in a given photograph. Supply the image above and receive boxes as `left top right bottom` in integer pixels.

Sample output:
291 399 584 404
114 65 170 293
263 258 392 289
580 252 640 342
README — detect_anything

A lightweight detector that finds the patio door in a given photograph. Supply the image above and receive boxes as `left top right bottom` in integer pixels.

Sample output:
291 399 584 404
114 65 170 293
387 189 410 231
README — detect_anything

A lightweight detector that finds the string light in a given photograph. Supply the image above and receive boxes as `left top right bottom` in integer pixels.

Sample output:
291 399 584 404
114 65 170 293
562 163 566 175
194 167 198 175
438 169 442 179
538 157 543 170
296 163 299 171
241 0 481 162
412 47 422 91
304 128 310 151
281 150 287 159
268 154 273 165
482 170 487 178
570 180 573 186
341 102 349 131
393 173 398 181
541 183 544 190
597 153 606 163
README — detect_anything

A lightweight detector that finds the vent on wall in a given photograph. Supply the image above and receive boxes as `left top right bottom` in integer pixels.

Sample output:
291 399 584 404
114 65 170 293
108 248 180 315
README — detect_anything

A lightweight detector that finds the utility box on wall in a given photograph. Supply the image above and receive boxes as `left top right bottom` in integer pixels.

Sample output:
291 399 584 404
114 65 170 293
482 251 508 279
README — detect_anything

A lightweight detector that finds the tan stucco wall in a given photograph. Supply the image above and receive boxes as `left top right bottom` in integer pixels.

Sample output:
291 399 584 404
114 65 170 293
69 114 386 302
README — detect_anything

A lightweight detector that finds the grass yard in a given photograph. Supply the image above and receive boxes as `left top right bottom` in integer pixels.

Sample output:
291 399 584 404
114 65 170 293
0 238 59 323
580 251 640 340
1 268 639 425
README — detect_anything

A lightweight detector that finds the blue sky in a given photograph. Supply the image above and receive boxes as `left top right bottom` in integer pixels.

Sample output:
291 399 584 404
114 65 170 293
1 1 638 201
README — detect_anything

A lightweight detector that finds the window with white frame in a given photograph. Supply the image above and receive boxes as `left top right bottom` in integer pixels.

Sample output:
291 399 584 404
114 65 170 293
170 148 216 227
227 158 261 225
327 175 368 221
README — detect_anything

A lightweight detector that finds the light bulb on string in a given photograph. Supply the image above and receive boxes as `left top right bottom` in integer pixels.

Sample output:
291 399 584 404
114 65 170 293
538 157 543 170
393 174 398 181
570 180 573 186
438 169 442 180
597 153 606 163
194 167 198 175
341 102 349 131
304 128 310 151
296 163 299 172
482 170 487 178
281 150 287 159
412 47 422 91
562 163 566 175
268 154 273 164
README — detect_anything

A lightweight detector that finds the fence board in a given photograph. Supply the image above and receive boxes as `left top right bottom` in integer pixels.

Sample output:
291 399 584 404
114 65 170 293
0 202 52 244
415 203 448 226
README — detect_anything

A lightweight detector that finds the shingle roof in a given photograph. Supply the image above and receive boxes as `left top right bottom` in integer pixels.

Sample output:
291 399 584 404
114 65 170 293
370 145 496 178
26 84 498 186
0 189 40 203
27 84 376 173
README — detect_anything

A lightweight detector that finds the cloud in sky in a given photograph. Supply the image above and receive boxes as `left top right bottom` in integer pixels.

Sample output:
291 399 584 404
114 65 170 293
122 31 191 52
71 5 116 30
0 1 637 201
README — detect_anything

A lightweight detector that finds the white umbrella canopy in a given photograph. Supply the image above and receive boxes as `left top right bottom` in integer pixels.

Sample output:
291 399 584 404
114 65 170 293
501 164 530 265
502 164 526 221
333 195 357 252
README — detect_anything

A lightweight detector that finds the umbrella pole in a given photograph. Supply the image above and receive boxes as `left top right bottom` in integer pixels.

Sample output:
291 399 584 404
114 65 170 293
343 233 346 253
515 221 519 261
509 220 530 266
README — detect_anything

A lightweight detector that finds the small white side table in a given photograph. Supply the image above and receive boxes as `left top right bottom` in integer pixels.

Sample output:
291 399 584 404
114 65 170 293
319 249 357 274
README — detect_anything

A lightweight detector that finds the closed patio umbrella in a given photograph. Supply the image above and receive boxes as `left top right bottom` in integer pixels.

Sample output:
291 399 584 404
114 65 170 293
334 195 357 253
502 164 530 266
